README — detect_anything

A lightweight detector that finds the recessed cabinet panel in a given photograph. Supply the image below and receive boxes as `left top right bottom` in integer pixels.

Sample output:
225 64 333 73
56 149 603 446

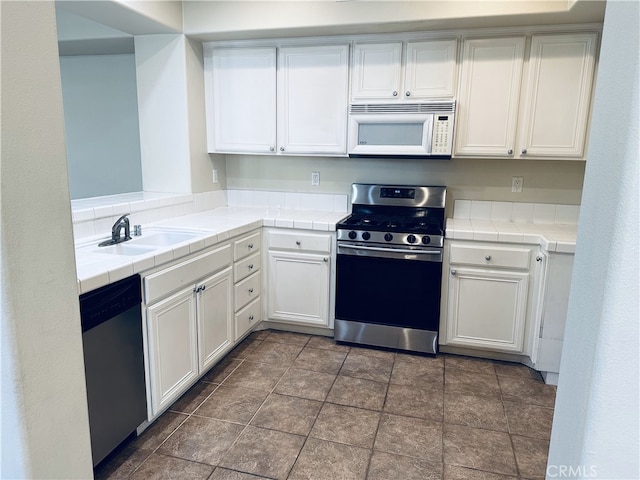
147 288 198 414
351 42 403 101
455 37 526 157
277 45 349 155
197 267 233 373
209 47 276 153
405 40 457 98
447 267 528 352
268 251 330 326
519 33 597 158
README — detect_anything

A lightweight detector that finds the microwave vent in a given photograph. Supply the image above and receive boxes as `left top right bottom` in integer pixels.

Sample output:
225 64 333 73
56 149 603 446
349 102 456 115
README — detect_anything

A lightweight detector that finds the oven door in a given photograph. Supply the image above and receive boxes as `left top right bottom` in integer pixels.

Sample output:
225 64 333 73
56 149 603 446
335 243 443 334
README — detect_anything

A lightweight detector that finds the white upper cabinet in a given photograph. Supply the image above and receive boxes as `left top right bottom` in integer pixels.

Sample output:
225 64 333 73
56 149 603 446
454 37 526 157
518 33 598 158
206 47 276 153
277 45 349 155
455 32 598 160
351 39 457 102
205 44 349 156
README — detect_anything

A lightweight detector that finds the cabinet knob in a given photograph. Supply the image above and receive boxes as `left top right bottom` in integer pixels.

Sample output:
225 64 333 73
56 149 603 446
392 91 398 96
248 288 254 294
405 91 411 97
193 286 199 293
508 149 513 155
295 241 301 246
484 255 491 261
536 255 543 262
521 149 528 154
249 315 254 321
451 270 457 276
269 146 275 152
280 146 285 152
323 257 328 262
248 243 254 249
201 284 206 291
248 264 254 270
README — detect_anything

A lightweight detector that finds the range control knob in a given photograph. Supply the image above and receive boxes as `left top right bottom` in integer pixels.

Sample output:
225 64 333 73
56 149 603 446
362 231 371 240
384 233 393 242
421 236 431 245
348 230 357 240
407 234 417 244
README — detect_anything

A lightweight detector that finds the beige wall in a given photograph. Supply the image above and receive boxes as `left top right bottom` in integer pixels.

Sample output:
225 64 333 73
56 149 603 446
1 1 93 477
226 155 585 214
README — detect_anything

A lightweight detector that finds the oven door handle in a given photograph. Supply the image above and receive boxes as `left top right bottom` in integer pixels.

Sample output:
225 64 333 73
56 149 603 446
338 244 442 256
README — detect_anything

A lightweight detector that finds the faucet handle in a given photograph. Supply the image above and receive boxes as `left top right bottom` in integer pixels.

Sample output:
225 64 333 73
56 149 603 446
134 225 142 236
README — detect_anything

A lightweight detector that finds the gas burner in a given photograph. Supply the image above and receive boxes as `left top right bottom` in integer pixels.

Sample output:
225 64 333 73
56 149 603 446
336 184 446 249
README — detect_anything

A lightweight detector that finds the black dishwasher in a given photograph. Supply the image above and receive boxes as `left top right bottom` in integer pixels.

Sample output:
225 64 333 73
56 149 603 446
80 274 147 467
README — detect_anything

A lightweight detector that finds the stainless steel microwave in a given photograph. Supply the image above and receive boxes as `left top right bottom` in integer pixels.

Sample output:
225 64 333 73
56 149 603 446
348 101 455 159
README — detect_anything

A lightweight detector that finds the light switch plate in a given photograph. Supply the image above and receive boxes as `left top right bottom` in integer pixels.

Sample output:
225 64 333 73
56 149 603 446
311 172 320 186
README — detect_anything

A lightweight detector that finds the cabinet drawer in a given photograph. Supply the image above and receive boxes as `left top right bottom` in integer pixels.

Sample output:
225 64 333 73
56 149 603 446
234 251 261 282
450 244 530 269
145 244 231 304
234 231 261 261
235 298 261 341
234 271 262 312
268 231 331 253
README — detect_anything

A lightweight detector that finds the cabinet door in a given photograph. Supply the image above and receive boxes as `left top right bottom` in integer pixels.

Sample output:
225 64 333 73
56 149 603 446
518 33 597 158
446 267 529 352
147 288 198 415
351 42 403 101
197 267 233 373
455 37 526 157
404 40 457 99
267 251 330 326
277 45 349 155
208 47 276 153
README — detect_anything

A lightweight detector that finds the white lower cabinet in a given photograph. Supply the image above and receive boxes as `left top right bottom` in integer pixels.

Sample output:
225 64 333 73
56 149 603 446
442 242 538 354
446 267 529 352
266 229 333 328
143 245 233 417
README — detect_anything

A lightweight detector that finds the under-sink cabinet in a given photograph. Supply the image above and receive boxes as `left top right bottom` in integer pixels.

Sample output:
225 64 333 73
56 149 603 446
266 229 334 328
441 241 543 355
233 230 262 340
204 44 349 155
350 39 457 102
142 244 234 418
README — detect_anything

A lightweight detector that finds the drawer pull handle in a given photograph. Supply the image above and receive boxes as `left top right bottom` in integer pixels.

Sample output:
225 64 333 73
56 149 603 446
536 255 543 262
484 255 491 261
296 241 301 246
248 243 254 249
248 288 254 294
248 264 254 270
451 270 457 276
249 315 254 321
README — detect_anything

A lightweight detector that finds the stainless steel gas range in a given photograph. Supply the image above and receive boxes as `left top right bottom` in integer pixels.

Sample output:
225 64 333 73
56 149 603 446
334 183 446 355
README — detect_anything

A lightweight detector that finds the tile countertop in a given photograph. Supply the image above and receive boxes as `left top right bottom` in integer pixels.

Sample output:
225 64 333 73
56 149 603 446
445 218 578 254
75 207 348 295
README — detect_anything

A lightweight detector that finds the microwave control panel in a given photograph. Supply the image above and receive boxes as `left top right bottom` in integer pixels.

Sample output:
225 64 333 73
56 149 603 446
431 115 454 155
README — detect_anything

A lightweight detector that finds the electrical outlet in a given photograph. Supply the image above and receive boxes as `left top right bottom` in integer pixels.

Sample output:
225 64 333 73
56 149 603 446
212 169 219 184
512 176 523 193
311 171 320 186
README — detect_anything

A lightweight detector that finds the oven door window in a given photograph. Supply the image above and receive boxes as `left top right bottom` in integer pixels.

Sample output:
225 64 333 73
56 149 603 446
335 253 442 331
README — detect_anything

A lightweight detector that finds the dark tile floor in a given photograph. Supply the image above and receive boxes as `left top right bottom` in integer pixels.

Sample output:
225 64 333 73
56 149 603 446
95 330 557 480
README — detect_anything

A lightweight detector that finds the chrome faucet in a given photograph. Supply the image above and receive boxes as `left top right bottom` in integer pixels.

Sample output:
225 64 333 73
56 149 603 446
98 214 131 247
